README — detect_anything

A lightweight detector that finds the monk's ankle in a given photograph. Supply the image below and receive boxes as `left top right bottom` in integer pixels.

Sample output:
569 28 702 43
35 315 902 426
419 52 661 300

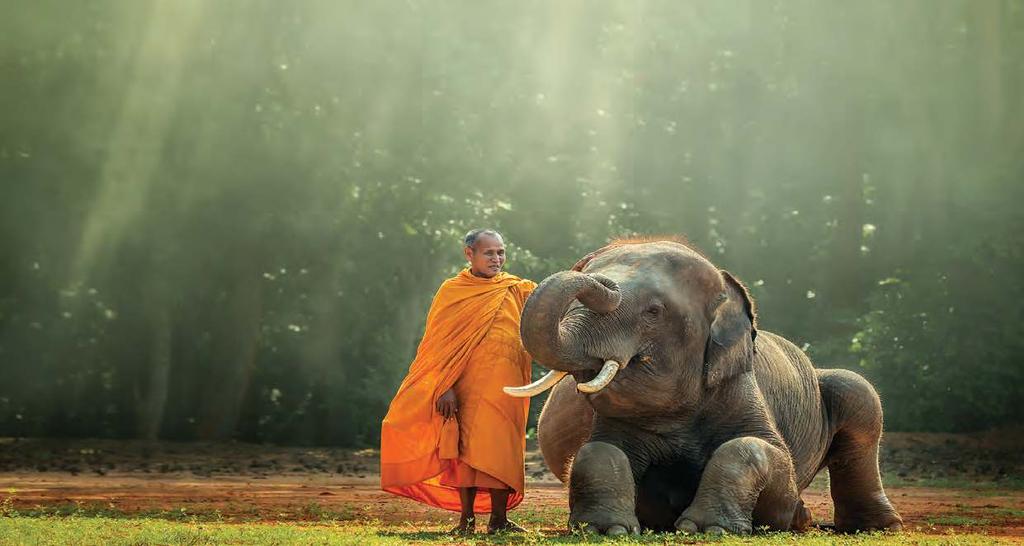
450 515 475 535
488 517 526 534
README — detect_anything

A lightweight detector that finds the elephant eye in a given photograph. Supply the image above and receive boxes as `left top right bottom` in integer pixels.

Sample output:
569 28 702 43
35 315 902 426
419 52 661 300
643 303 664 318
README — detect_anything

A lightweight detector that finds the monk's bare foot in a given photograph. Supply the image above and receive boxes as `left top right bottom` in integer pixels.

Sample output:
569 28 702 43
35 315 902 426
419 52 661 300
487 518 527 534
449 516 475 535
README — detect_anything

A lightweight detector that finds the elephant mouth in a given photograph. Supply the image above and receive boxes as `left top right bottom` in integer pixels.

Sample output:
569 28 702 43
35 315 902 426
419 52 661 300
571 354 631 384
503 358 624 398
573 352 648 393
572 368 599 384
503 351 652 398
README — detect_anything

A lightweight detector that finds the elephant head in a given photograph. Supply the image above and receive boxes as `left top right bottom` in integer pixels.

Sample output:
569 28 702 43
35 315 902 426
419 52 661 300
506 238 757 417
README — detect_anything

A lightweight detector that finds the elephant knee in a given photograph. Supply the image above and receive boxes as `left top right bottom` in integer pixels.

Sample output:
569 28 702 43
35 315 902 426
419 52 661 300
570 442 633 488
569 442 638 531
709 437 775 485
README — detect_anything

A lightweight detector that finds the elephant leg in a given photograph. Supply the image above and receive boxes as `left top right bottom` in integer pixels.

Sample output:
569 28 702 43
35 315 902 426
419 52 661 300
568 441 640 536
790 497 813 531
675 437 799 535
818 369 903 532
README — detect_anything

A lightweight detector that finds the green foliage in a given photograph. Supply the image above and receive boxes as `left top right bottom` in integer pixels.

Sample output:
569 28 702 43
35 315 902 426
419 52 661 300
0 1 1021 443
849 206 1024 431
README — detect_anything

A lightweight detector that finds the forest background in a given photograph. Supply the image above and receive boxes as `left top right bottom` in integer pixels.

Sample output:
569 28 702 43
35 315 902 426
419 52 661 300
1 1 1021 447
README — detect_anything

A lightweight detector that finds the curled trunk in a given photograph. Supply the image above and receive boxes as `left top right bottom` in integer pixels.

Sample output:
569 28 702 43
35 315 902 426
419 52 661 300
520 271 620 370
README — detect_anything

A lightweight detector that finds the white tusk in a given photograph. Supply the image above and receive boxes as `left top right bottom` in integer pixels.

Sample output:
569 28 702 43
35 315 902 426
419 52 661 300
503 370 568 398
576 360 621 394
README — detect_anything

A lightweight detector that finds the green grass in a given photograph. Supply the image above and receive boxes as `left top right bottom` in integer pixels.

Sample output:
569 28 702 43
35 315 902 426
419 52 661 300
882 475 1024 491
3 484 1021 544
0 496 361 524
0 517 1015 545
4 502 224 522
951 504 1024 519
923 515 991 527
984 507 1024 518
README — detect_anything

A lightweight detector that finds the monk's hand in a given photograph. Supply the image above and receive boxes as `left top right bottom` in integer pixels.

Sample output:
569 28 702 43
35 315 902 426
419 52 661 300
437 389 458 420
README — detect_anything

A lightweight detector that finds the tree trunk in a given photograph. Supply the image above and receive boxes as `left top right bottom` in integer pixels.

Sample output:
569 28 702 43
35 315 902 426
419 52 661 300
138 307 172 440
197 269 263 441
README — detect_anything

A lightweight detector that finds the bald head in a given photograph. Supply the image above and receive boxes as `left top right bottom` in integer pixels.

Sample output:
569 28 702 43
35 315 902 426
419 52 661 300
464 228 503 248
463 228 506 278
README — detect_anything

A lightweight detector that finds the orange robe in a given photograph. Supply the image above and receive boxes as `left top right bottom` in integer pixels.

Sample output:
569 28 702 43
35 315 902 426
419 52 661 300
380 268 536 513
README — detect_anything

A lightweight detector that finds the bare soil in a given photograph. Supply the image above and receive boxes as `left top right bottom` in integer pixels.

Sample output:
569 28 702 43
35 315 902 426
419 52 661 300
1 430 1022 537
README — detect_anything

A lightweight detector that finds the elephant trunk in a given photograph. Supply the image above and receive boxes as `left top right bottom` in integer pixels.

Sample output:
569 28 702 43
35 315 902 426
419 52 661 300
520 271 621 371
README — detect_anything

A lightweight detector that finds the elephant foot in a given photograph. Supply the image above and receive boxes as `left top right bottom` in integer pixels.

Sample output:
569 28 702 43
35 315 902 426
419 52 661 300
834 508 903 534
675 437 801 535
834 493 903 533
570 511 640 536
790 498 813 531
834 519 903 534
675 505 751 535
568 441 641 536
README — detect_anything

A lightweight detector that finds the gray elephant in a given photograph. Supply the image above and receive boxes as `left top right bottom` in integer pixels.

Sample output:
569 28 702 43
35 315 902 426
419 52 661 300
504 239 903 535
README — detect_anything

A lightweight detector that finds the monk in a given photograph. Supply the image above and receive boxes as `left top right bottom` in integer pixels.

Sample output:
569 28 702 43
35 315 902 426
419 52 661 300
380 229 537 534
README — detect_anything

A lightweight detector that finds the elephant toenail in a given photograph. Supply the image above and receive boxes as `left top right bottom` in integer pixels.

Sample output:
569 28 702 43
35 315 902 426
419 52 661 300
676 519 698 534
705 525 727 536
606 525 627 536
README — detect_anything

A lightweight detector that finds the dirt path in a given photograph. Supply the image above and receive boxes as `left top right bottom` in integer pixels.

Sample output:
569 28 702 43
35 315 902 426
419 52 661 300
2 472 1022 538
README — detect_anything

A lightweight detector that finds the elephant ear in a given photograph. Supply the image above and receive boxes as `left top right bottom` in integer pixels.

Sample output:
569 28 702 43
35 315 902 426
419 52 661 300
570 251 599 272
703 270 758 389
571 247 612 272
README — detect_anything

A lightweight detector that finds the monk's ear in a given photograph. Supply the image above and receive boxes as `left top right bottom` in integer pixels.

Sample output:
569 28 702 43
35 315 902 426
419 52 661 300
703 270 757 389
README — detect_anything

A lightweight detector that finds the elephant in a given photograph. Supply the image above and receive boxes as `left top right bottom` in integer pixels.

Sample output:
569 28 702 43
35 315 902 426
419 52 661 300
504 238 903 536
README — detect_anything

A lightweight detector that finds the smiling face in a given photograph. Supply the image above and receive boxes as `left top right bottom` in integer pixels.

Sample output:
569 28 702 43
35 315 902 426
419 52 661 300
464 233 506 278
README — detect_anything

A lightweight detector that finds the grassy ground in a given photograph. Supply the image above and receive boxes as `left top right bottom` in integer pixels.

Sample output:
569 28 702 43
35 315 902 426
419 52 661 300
0 517 1016 546
1 433 1021 544
2 480 1022 544
2 498 1020 545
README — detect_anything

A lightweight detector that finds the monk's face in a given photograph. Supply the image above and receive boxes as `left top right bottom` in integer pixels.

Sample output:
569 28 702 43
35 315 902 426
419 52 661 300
464 234 506 278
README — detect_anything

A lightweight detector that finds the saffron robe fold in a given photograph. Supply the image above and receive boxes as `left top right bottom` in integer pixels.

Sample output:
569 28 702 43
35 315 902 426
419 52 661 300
380 268 536 513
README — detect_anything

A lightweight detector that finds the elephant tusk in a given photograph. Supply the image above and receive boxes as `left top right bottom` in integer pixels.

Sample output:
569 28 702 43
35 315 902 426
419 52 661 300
503 370 568 398
576 360 621 394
